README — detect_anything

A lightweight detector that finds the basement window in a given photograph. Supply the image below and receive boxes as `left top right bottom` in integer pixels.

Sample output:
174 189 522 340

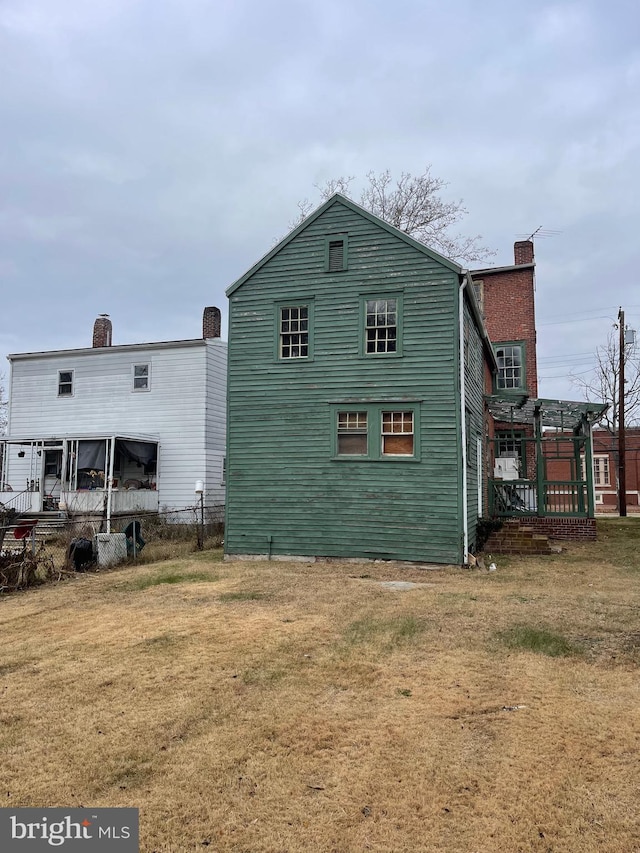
58 370 73 397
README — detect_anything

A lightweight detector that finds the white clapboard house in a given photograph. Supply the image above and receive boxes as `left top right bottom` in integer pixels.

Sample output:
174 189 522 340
0 309 227 523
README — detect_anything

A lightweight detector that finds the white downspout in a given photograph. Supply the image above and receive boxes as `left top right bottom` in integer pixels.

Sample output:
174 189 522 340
106 436 116 533
459 276 469 564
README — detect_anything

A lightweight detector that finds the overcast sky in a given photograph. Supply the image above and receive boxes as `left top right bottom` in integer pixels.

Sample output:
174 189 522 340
1 0 639 403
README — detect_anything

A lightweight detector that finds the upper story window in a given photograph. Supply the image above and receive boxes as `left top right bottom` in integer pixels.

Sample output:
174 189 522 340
279 305 310 359
495 343 525 391
133 363 150 391
58 370 73 397
363 297 401 355
325 235 348 272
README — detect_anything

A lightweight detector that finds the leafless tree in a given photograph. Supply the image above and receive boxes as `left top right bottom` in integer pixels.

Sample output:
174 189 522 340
571 328 640 434
290 168 495 263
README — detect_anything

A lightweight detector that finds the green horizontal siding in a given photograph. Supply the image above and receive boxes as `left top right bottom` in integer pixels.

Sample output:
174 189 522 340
226 200 464 564
463 298 485 552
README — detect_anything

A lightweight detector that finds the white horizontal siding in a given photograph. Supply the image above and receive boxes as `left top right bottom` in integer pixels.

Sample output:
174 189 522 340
5 340 227 511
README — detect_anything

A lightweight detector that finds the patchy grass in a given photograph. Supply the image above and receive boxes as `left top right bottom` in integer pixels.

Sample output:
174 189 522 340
343 614 425 650
1 521 640 852
218 590 266 602
497 624 580 657
119 567 217 590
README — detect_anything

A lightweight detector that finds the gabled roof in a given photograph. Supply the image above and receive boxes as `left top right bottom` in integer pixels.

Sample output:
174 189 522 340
226 193 463 296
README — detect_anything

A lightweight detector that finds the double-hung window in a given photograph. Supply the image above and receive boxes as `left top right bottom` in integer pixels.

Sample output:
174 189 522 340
337 412 368 455
361 293 403 356
279 304 310 359
582 454 610 487
381 411 414 455
365 298 397 354
58 370 73 397
133 363 150 391
495 342 525 391
333 404 419 460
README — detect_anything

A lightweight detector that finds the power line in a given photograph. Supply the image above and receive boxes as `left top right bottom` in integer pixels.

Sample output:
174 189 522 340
538 316 615 328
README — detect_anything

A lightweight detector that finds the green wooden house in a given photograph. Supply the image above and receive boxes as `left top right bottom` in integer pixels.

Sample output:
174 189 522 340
224 194 495 565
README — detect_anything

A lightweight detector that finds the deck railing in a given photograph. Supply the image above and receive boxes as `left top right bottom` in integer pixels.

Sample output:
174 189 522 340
489 479 589 517
0 489 35 515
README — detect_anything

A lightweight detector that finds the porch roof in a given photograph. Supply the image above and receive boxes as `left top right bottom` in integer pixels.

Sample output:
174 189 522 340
2 433 159 445
487 395 608 430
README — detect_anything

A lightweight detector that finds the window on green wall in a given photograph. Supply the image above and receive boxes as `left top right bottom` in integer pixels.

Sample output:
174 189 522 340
279 304 310 359
361 294 403 356
337 412 368 455
494 342 525 391
381 411 414 455
333 403 419 460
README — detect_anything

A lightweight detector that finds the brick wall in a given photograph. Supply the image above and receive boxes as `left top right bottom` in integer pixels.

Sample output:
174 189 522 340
484 516 597 554
473 241 537 398
203 306 221 339
92 315 112 348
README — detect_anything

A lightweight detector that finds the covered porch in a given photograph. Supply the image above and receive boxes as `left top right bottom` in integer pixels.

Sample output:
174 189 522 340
0 434 160 526
487 396 608 519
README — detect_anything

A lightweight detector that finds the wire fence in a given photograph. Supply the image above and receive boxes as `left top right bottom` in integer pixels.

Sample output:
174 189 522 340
0 504 225 593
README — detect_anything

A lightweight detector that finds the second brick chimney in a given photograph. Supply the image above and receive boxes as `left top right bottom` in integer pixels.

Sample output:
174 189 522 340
203 306 221 339
92 315 112 347
514 240 534 265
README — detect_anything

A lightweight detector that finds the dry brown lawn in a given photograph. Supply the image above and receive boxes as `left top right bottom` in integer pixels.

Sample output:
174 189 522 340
2 519 640 852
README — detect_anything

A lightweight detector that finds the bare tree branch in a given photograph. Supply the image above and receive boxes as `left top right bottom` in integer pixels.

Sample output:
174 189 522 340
571 329 640 434
289 167 495 263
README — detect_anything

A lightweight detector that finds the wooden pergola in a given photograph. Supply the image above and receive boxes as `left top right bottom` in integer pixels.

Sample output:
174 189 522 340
487 396 608 519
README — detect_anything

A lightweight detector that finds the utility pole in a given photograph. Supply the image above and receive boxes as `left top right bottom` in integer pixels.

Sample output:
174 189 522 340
618 307 627 517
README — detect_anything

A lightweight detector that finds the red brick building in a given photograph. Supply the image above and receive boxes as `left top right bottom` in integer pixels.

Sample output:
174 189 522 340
473 240 606 535
591 428 640 510
472 241 537 483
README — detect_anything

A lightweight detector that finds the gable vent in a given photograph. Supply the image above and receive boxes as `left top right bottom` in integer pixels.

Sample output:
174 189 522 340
328 239 345 272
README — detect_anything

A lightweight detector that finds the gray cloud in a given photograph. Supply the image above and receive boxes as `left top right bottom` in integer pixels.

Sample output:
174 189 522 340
1 0 639 403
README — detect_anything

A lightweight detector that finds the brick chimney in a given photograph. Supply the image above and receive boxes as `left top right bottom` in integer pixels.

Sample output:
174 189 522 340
92 314 112 347
514 240 534 265
203 306 221 339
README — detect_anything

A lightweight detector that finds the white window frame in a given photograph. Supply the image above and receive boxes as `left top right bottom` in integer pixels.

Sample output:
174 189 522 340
593 454 610 487
337 411 368 456
381 410 414 456
581 454 611 487
132 363 151 392
365 298 398 355
495 344 524 390
58 369 74 397
279 305 309 360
